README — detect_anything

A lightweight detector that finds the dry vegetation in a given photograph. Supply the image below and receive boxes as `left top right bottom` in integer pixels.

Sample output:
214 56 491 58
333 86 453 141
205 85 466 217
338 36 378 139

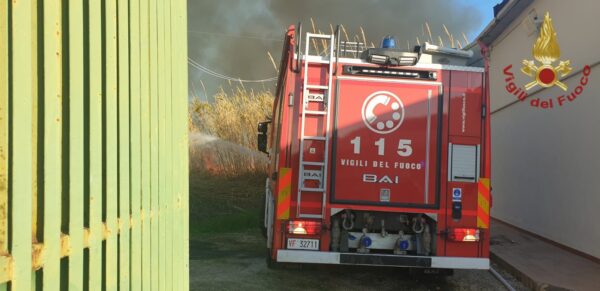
189 87 273 177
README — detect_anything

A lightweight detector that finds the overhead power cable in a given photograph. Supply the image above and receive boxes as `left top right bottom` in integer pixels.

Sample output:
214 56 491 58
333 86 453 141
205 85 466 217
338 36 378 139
187 30 284 42
188 57 278 83
189 61 278 83
189 58 278 82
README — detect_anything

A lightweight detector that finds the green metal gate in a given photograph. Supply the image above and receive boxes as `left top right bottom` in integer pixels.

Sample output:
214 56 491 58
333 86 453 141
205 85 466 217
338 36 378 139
0 0 189 290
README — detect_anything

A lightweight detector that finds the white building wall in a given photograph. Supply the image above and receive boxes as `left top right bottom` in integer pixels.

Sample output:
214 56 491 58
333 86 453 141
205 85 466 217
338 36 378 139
488 0 600 258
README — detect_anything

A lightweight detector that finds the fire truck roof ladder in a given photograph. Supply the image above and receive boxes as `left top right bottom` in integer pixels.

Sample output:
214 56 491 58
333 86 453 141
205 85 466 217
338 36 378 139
297 32 336 219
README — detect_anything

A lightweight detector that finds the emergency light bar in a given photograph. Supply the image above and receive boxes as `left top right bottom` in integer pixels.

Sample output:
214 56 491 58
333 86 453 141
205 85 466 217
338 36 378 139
343 65 437 80
361 48 420 66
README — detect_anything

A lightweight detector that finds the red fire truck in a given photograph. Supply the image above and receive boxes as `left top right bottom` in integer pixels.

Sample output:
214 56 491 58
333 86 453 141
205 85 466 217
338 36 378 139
258 23 491 272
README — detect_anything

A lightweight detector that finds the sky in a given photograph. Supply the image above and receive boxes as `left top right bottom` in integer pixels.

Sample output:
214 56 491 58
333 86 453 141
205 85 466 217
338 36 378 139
187 0 499 100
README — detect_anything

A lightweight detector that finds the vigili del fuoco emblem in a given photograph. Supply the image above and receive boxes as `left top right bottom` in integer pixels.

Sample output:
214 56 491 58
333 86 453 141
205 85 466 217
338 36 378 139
521 12 572 91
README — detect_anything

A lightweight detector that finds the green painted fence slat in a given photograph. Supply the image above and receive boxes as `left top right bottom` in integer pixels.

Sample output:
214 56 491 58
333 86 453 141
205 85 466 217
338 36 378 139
0 0 9 257
128 0 142 290
105 0 119 289
139 0 151 289
2 0 188 289
1 0 7 284
10 0 35 290
165 0 183 290
67 0 85 289
156 0 166 289
31 2 40 289
42 0 63 290
149 0 159 289
169 1 179 287
180 0 191 287
163 1 174 289
89 0 105 289
172 0 182 288
117 0 131 290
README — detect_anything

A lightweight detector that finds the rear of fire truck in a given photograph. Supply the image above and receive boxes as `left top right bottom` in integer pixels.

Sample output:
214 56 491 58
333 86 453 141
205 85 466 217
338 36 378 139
258 23 491 272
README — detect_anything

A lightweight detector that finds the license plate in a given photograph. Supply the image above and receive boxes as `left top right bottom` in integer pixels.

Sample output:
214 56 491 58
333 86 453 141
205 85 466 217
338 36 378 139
287 238 319 250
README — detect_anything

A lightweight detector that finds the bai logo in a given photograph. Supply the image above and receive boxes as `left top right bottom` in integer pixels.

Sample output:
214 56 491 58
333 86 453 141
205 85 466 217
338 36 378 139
363 174 399 184
503 12 592 109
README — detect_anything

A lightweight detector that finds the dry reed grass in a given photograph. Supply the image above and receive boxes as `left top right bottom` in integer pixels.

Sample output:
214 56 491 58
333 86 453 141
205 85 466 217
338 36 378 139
188 132 269 177
189 87 274 177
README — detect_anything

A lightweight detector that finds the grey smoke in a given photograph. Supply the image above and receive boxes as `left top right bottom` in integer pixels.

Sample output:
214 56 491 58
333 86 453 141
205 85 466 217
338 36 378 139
188 0 492 99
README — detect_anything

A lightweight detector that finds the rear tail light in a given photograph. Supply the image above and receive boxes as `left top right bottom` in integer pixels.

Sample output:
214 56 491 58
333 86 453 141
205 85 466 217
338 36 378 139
448 228 480 242
288 220 321 235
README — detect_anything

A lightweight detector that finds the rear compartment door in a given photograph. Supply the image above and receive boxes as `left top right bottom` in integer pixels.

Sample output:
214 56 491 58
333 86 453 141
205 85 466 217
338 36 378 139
331 76 442 208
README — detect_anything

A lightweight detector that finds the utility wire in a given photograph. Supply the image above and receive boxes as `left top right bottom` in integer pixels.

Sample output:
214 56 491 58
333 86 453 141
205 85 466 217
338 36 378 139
188 58 235 80
189 61 277 83
188 30 284 42
188 57 278 83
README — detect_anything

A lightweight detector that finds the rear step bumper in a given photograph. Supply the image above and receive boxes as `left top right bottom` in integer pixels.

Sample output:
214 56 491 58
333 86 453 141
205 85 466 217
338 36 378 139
276 250 489 270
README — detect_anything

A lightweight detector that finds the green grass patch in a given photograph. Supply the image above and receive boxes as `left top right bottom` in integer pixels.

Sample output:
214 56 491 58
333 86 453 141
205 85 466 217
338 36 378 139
191 211 260 236
189 173 266 238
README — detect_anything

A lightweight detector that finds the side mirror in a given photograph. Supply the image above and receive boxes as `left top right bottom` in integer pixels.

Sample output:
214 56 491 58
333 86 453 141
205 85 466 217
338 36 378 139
257 121 271 154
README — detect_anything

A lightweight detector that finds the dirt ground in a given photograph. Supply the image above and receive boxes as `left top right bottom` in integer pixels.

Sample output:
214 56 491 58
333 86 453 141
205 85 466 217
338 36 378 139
189 174 528 291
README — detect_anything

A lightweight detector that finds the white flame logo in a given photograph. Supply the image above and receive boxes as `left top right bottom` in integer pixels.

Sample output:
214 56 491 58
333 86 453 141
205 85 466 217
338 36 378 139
361 91 405 134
